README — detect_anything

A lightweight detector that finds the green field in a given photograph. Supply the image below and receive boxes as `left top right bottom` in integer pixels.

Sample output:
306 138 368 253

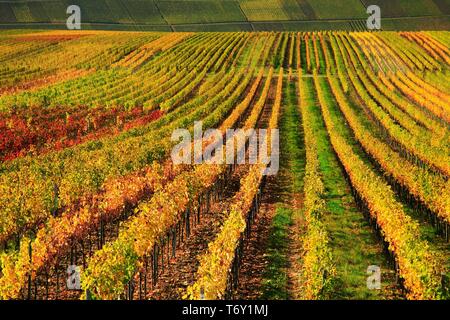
306 0 366 19
240 0 309 21
158 1 246 24
361 0 448 16
0 0 449 30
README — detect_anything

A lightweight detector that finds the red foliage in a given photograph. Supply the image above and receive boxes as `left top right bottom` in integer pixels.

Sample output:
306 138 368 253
0 106 163 161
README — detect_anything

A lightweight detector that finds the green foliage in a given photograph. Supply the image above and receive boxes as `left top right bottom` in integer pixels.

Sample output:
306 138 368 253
1 0 448 30
158 0 246 24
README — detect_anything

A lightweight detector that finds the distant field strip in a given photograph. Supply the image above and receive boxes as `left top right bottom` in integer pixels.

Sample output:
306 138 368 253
0 0 449 30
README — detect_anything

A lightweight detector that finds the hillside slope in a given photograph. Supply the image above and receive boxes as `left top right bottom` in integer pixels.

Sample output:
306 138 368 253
0 0 449 31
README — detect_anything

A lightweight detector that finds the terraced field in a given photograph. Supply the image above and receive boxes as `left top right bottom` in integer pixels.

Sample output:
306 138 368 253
0 30 449 301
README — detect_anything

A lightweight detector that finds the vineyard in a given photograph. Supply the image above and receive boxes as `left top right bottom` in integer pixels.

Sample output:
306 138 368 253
0 29 449 301
1 0 449 31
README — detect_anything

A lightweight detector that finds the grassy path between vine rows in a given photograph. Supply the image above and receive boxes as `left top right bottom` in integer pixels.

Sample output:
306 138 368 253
313 76 402 299
234 75 298 299
237 74 402 300
259 75 306 299
235 74 306 299
341 74 450 289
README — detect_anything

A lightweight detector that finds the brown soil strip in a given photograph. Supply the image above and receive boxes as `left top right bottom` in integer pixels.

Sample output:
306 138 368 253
145 165 249 300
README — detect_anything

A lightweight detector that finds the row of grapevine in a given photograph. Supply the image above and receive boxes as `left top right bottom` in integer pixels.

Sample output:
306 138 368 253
0 67 266 299
184 164 263 299
356 68 443 147
421 69 450 93
0 68 93 97
331 32 450 226
390 71 450 117
375 32 441 71
337 32 446 136
298 70 335 299
319 32 334 73
112 33 191 69
369 71 447 135
388 73 450 124
0 65 248 247
0 65 267 300
80 68 273 299
80 163 226 299
257 34 277 68
0 105 163 161
0 30 448 301
1 33 231 112
401 32 450 65
327 72 449 225
185 68 281 299
0 34 205 111
399 72 449 111
314 73 445 300
335 33 450 177
0 32 159 89
405 71 450 101
328 33 349 93
147 34 244 111
0 161 179 300
351 32 402 72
